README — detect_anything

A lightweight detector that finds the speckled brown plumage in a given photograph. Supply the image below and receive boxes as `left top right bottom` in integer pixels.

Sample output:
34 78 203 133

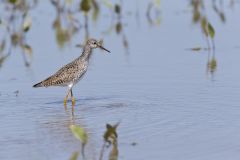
33 38 110 107
33 57 88 88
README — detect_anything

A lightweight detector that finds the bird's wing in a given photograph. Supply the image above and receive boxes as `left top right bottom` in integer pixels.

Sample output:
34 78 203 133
40 60 87 87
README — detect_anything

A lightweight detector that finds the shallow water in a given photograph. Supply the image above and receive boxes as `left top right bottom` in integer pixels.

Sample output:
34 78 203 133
1 0 240 160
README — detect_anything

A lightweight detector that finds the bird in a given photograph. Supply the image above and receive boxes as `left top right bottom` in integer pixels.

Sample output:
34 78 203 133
33 38 110 107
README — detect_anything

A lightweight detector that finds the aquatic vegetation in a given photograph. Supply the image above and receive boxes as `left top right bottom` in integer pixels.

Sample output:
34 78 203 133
1 1 240 160
0 0 237 69
190 0 216 50
70 125 88 145
103 123 119 145
69 123 119 160
0 0 37 67
189 0 220 78
69 151 79 160
207 56 217 75
69 124 88 159
99 122 119 160
146 0 161 26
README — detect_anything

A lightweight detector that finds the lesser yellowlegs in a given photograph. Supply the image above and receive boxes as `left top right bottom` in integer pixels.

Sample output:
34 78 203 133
33 39 110 107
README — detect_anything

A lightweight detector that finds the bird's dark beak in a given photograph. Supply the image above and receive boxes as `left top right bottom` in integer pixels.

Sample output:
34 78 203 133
98 45 110 53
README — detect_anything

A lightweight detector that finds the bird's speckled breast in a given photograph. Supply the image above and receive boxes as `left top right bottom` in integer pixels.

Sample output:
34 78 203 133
72 60 88 85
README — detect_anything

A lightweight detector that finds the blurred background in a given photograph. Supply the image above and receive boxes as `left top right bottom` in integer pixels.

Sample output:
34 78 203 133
1 0 240 160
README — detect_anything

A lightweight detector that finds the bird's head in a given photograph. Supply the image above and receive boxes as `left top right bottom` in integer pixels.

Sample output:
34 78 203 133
87 39 110 53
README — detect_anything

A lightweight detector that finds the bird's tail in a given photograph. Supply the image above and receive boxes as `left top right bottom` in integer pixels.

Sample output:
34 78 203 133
33 82 43 88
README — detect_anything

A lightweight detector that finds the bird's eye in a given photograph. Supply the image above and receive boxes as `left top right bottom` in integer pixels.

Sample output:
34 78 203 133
93 42 96 44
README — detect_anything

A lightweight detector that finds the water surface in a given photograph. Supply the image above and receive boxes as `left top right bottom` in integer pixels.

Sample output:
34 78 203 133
1 0 240 160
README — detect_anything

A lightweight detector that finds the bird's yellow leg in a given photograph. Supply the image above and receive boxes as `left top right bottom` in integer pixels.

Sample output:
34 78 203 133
72 97 76 106
64 88 71 108
71 89 76 106
70 89 75 115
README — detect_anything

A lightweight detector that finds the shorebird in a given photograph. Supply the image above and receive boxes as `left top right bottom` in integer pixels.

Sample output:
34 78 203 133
33 39 110 107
